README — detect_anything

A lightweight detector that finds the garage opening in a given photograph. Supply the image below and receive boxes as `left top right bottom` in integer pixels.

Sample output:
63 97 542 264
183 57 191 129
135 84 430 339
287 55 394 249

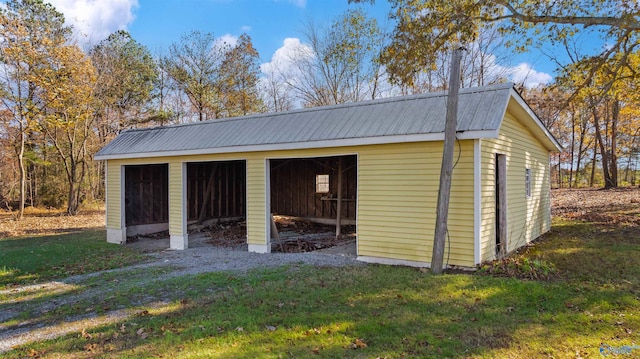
186 160 247 247
269 155 357 254
124 164 169 237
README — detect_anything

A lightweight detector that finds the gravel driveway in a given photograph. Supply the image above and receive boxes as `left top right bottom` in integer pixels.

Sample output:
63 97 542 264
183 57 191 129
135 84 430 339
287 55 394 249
0 234 364 353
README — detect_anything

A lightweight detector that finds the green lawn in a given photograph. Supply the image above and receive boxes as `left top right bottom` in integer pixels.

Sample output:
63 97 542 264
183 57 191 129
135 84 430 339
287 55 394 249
2 217 639 358
0 229 146 289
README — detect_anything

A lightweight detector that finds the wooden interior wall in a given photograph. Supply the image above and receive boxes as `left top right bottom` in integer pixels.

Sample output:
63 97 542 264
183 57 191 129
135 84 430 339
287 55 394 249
186 161 246 222
125 164 169 226
270 155 356 220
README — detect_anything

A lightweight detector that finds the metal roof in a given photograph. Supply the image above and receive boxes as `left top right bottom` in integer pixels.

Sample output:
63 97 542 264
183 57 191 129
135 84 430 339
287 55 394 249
95 83 559 160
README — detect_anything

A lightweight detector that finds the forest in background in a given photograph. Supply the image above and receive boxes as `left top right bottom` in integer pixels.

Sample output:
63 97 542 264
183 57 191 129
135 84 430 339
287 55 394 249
0 0 638 218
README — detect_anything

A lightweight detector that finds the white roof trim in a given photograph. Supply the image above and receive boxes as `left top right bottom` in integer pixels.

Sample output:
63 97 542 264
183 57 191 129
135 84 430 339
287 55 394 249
94 129 499 161
509 88 562 151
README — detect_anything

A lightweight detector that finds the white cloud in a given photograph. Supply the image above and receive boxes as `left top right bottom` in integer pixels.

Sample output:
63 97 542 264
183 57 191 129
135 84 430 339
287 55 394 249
217 33 239 48
46 0 138 44
241 25 252 32
260 37 313 76
507 62 553 88
259 37 314 109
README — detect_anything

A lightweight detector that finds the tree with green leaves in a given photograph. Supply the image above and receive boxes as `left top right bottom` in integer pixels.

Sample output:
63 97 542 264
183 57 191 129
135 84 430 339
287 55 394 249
35 44 97 214
161 31 229 121
90 30 159 140
0 0 72 218
219 33 265 117
353 0 639 93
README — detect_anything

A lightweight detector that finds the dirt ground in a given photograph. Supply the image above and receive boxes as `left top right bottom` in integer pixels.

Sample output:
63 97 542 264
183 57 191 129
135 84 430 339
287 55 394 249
551 187 640 226
0 207 105 238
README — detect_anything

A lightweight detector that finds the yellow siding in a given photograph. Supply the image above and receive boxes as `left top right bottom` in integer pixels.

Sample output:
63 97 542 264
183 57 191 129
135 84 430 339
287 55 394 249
168 161 184 235
105 161 121 229
480 113 552 262
246 158 266 245
357 140 475 267
103 141 477 266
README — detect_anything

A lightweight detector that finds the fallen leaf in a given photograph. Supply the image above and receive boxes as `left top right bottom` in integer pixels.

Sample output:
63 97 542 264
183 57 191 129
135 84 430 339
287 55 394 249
81 328 92 339
266 325 277 331
235 327 244 332
312 347 320 354
352 338 367 349
137 328 145 335
27 349 44 357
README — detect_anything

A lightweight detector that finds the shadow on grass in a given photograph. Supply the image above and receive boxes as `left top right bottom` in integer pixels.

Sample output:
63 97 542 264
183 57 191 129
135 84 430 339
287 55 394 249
525 220 640 285
5 261 639 358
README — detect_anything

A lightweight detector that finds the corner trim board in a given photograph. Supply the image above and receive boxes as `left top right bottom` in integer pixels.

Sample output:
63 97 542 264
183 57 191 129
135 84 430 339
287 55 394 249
473 139 481 265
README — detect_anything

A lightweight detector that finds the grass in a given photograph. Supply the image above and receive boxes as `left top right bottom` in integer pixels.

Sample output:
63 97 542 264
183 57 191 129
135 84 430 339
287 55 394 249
2 191 640 358
6 258 638 358
0 229 145 290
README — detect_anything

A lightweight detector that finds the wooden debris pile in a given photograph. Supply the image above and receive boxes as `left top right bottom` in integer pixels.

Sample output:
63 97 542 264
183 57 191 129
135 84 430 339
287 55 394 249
207 221 246 247
271 215 355 253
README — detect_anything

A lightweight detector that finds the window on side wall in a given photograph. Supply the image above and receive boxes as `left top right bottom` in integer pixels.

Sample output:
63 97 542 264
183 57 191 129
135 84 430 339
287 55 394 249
525 168 531 198
316 174 329 193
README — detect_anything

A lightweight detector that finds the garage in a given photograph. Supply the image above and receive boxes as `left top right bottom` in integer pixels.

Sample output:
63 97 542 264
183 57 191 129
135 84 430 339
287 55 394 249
269 155 357 252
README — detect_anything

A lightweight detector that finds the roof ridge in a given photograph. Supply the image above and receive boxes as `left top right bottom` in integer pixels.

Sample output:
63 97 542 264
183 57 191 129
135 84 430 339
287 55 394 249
119 82 514 134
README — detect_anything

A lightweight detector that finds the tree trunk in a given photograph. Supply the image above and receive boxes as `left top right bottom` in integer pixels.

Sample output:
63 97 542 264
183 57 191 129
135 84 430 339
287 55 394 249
67 161 79 215
569 111 576 188
574 116 588 187
17 128 26 219
592 107 613 188
610 100 619 187
590 144 597 187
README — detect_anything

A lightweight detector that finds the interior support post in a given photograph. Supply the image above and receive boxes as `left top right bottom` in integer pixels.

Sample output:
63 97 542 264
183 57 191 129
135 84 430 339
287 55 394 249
197 163 218 223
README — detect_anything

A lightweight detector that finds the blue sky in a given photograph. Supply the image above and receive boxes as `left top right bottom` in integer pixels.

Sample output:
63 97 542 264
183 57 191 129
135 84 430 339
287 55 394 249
47 0 558 87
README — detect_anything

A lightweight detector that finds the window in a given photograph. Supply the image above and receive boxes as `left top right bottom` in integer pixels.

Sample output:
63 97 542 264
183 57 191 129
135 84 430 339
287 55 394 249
316 174 329 193
525 168 531 198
